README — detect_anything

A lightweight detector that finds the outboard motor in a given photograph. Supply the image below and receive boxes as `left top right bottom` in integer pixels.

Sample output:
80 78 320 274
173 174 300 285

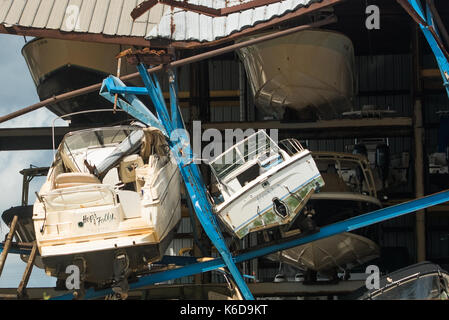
352 143 367 157
273 197 289 219
376 143 390 189
353 144 367 192
112 251 130 299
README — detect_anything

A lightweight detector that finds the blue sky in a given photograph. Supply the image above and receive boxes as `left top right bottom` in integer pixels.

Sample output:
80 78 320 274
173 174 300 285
0 34 67 288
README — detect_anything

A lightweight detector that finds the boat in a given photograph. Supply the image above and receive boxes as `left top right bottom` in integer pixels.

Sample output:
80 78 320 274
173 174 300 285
1 205 46 269
349 261 449 300
237 29 356 120
2 206 35 244
209 131 324 239
21 38 138 125
32 124 181 296
269 232 380 275
308 152 382 226
266 151 383 281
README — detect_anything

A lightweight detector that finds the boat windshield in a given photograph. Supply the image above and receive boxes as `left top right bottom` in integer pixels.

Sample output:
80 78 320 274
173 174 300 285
311 152 377 197
210 130 282 181
371 274 443 300
60 126 142 173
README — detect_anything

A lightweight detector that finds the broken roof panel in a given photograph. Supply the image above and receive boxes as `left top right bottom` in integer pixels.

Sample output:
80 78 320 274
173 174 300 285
0 0 327 44
144 0 324 41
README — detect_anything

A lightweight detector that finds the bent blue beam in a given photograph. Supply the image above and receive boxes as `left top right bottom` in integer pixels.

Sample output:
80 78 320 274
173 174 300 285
168 70 184 130
50 189 449 300
0 242 199 267
101 65 254 300
0 245 31 255
135 63 254 300
399 0 449 97
99 76 167 135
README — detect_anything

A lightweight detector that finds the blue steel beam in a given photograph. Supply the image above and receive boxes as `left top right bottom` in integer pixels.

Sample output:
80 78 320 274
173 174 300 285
100 76 167 134
0 243 199 267
408 0 427 22
399 0 449 97
50 189 449 300
0 245 31 255
101 66 254 300
421 2 449 96
168 70 184 130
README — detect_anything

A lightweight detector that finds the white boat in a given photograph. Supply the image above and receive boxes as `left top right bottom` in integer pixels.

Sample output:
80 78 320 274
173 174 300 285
209 131 324 239
237 29 356 120
32 125 181 295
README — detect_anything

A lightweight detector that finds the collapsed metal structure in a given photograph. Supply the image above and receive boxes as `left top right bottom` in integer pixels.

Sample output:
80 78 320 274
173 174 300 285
397 0 449 98
2 58 449 300
0 0 449 300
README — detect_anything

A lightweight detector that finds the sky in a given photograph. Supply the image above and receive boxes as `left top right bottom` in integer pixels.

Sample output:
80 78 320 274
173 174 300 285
0 34 67 288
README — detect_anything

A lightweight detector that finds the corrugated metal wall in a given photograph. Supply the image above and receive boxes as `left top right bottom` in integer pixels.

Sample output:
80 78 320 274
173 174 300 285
355 55 412 116
427 212 449 266
164 217 195 284
209 59 241 122
422 54 449 270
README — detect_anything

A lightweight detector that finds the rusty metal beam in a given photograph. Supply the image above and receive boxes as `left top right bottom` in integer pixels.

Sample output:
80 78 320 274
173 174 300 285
426 0 449 50
131 0 291 19
0 15 336 126
0 116 412 151
428 24 449 62
17 242 38 299
396 0 428 26
0 24 154 47
132 0 219 19
0 280 365 300
0 215 18 278
0 294 19 299
202 117 413 130
201 117 413 139
0 126 92 150
168 0 343 49
396 0 449 66
1 0 341 50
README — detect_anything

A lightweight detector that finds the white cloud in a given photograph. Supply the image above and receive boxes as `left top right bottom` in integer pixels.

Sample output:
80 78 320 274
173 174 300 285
0 34 59 288
0 34 67 129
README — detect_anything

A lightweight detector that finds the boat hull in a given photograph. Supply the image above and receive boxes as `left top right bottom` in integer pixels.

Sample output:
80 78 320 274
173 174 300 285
21 38 139 124
216 151 324 239
268 232 380 272
32 127 182 286
1 205 35 243
40 226 177 285
33 172 181 284
237 29 356 120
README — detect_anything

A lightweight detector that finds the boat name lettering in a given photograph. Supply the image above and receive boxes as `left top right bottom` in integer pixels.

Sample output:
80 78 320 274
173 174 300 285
82 212 115 226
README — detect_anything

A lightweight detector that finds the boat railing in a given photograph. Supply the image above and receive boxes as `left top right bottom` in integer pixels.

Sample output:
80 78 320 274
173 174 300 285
278 139 305 156
312 152 377 198
51 109 127 158
41 184 117 212
210 130 281 181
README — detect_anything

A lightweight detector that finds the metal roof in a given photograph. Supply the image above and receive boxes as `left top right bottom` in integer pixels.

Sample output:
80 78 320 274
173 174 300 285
144 0 323 41
0 0 159 37
0 0 324 43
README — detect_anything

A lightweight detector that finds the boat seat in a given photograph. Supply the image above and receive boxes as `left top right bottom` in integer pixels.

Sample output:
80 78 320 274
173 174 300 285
320 173 350 193
55 172 101 189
